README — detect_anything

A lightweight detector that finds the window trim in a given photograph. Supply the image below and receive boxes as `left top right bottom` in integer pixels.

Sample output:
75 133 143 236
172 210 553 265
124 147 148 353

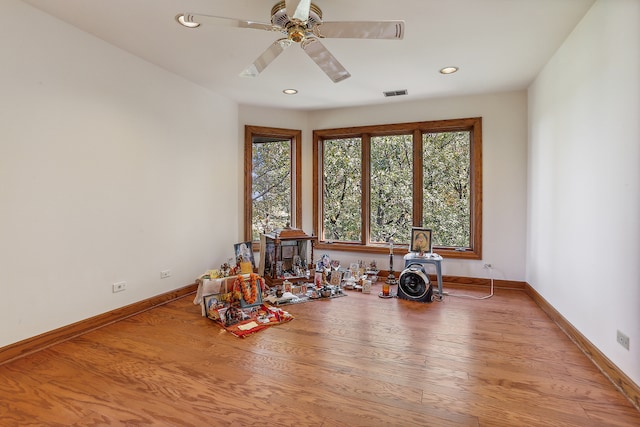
312 117 482 259
244 125 302 245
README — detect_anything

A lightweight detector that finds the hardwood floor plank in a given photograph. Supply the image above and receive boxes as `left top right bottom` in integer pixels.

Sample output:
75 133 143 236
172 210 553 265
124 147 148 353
1 286 638 426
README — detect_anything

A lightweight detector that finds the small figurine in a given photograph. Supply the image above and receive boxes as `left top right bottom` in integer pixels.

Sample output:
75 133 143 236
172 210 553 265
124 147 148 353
220 262 231 277
316 254 331 272
316 254 331 285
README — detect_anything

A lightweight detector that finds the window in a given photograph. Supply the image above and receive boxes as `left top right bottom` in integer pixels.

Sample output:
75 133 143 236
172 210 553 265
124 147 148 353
244 126 301 244
322 137 362 242
370 134 413 244
313 117 482 259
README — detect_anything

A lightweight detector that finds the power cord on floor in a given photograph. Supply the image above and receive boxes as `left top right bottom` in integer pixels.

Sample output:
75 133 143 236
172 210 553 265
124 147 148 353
443 264 494 300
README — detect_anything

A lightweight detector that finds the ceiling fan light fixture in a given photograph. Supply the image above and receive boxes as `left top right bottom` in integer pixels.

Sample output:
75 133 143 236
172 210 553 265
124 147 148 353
440 66 459 75
283 88 298 95
176 14 200 28
288 25 307 43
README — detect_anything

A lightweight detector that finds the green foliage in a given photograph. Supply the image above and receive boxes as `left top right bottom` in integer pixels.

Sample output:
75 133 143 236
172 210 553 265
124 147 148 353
251 141 291 240
423 132 470 247
323 138 362 241
321 131 471 248
370 135 413 243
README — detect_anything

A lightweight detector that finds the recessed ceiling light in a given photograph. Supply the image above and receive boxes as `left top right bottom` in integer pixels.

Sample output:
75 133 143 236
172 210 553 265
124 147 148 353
440 66 459 75
175 14 200 28
283 89 298 95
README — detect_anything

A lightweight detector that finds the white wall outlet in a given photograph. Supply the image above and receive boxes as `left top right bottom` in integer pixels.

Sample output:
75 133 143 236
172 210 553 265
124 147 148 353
483 263 492 269
617 330 630 350
112 281 126 293
160 270 171 279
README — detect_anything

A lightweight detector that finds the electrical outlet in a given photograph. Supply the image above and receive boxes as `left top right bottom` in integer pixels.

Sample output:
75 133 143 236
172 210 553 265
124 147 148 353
483 263 492 269
160 270 171 279
112 281 126 293
617 330 630 350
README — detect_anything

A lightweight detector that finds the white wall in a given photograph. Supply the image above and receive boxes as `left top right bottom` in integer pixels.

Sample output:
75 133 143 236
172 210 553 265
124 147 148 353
0 1 240 347
528 0 639 385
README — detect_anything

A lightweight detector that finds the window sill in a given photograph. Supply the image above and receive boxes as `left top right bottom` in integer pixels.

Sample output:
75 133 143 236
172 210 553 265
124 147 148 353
314 242 481 260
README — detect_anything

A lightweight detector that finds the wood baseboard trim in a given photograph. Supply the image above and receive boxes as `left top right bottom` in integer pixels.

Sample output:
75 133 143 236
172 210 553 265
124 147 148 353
380 271 527 290
0 283 197 366
441 275 526 290
525 283 640 411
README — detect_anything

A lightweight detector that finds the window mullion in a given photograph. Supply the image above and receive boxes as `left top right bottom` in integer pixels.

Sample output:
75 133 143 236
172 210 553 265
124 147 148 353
413 129 423 226
292 132 302 229
362 133 371 245
243 128 253 242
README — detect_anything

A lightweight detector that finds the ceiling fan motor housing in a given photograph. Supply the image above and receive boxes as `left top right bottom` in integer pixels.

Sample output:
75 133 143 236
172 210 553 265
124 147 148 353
271 1 323 30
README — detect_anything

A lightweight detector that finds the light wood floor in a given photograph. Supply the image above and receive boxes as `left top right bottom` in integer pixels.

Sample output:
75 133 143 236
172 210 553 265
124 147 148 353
1 284 639 426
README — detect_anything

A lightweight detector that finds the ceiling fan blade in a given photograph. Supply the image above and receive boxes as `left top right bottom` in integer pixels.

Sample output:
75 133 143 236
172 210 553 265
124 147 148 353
313 21 405 40
179 13 277 32
240 39 294 78
301 38 350 83
285 0 311 23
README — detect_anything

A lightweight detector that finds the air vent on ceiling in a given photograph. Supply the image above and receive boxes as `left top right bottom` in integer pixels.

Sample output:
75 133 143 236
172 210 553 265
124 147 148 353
383 89 408 97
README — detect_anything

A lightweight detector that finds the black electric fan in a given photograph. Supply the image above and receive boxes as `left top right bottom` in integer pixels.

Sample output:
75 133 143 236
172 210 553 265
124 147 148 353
398 264 434 303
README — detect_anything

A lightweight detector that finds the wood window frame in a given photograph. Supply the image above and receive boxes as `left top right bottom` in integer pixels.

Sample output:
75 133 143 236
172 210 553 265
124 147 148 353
244 125 302 247
312 117 482 259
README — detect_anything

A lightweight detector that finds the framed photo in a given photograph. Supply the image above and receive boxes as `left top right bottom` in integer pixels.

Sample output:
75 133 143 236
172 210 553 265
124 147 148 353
330 270 342 286
238 276 263 308
234 241 255 268
362 279 372 294
410 227 432 253
281 245 295 259
283 281 293 293
203 294 226 321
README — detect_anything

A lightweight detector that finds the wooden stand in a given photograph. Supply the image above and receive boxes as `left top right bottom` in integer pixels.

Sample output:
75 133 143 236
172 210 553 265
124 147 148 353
259 227 317 287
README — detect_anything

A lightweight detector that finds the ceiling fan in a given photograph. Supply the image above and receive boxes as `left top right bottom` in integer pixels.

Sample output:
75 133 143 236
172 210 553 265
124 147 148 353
176 0 404 83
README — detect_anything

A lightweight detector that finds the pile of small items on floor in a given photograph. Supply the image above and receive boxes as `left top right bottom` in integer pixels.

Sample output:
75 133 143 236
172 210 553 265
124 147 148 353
195 252 380 337
197 270 294 338
262 279 344 306
313 255 380 293
264 255 379 305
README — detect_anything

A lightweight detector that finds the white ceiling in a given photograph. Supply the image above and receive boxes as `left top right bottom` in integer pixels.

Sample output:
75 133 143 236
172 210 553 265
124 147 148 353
23 0 595 110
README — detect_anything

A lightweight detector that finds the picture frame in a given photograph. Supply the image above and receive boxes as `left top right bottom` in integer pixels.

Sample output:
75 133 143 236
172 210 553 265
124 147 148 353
410 227 433 253
329 270 342 286
362 279 372 294
203 294 226 321
234 241 255 268
281 245 295 259
283 281 293 293
238 277 263 308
